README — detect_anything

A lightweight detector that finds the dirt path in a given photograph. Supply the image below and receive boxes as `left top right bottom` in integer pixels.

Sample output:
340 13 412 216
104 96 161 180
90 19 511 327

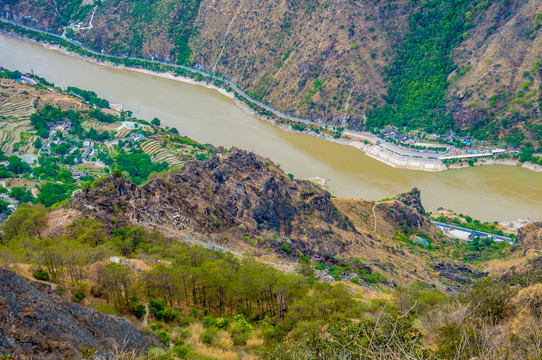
372 200 394 233
211 0 247 74
142 304 149 326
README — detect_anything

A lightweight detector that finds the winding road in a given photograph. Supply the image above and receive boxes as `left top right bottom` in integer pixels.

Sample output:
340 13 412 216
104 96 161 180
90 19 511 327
0 17 324 128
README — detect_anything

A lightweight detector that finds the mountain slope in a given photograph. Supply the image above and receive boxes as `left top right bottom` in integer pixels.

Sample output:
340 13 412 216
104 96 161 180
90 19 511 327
0 267 159 359
3 0 542 145
67 147 479 290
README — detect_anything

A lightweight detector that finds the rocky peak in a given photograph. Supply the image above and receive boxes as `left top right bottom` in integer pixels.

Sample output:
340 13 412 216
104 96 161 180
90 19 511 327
72 147 356 243
396 188 426 215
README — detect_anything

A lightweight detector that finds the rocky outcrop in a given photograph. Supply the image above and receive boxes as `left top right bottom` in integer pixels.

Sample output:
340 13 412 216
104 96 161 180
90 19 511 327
0 268 160 359
515 222 542 252
433 262 487 286
396 188 426 215
72 148 356 253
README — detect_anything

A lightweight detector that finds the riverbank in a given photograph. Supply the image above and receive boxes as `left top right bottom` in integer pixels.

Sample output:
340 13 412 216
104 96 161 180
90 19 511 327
1 23 541 174
446 158 542 173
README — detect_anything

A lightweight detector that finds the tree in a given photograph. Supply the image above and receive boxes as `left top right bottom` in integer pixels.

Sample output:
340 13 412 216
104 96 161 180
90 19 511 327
3 203 48 240
99 263 134 308
70 217 109 246
7 156 31 175
37 183 74 207
0 199 9 214
0 167 14 178
461 276 512 324
151 118 161 126
10 187 33 203
295 261 317 284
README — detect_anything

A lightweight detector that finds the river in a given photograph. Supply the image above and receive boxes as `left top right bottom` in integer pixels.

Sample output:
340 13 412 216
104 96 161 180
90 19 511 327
0 34 541 222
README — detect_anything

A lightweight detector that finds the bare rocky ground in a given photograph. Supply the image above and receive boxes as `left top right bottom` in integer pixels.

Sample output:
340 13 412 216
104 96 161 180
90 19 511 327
0 267 161 359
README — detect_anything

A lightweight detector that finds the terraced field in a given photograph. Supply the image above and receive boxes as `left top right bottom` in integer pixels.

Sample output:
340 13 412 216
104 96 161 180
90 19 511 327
82 119 118 133
0 98 35 120
140 139 183 167
115 127 132 139
0 98 36 154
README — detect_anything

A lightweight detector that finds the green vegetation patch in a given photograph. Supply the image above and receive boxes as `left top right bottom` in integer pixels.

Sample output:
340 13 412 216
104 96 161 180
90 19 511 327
367 0 481 134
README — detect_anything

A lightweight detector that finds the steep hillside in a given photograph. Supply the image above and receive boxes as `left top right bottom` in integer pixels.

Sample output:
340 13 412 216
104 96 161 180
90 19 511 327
448 0 542 146
0 267 159 359
2 0 405 130
72 147 357 259
3 0 542 144
67 147 486 290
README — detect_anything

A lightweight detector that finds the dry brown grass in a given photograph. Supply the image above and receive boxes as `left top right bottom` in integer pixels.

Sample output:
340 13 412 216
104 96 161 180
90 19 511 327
186 322 206 345
245 329 264 349
186 323 238 359
192 342 238 360
218 329 234 349
241 354 260 360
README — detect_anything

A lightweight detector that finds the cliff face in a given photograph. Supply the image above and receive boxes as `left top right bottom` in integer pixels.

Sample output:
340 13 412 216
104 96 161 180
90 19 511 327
0 268 159 359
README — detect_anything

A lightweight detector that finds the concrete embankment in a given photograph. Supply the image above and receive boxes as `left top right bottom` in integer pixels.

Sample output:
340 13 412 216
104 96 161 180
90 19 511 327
343 131 447 172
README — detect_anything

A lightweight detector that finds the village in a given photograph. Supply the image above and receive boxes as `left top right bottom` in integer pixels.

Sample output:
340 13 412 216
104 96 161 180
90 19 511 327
342 127 528 172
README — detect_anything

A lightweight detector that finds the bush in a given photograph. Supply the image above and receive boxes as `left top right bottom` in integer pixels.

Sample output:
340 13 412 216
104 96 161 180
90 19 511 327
172 345 191 358
215 317 230 329
231 314 253 345
172 329 191 345
199 332 214 346
71 288 86 303
33 268 49 281
149 299 166 320
157 329 170 347
163 307 180 323
262 326 276 343
133 303 146 320
461 277 512 323
281 243 291 253
232 332 249 346
179 315 194 327
202 315 216 328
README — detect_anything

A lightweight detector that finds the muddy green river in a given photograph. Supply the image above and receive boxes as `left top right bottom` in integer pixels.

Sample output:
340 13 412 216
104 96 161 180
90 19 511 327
1 34 541 222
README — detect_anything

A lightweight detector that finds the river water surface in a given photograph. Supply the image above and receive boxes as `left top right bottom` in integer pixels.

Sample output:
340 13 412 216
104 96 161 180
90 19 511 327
1 34 541 222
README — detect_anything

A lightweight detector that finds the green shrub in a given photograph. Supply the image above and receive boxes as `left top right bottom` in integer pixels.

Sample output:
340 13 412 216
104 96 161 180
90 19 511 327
202 315 216 328
281 243 291 253
199 332 214 346
262 326 276 343
149 299 166 320
157 329 170 347
163 308 180 323
179 315 194 327
133 303 146 320
215 317 230 329
172 345 191 358
70 288 86 303
33 268 49 281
